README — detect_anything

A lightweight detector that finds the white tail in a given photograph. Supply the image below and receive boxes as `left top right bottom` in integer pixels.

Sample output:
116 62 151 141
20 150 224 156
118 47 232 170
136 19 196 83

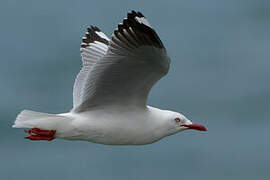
12 110 69 130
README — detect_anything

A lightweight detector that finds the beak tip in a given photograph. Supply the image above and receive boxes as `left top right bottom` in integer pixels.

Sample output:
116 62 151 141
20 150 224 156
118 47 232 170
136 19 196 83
202 127 207 131
183 122 207 132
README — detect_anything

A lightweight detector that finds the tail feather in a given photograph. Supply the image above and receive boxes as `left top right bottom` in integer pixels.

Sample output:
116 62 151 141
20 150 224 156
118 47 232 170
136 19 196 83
12 110 68 129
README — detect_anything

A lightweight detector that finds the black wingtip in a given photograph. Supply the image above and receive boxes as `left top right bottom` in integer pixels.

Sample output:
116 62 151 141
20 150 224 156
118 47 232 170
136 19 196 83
81 26 109 48
90 25 101 32
114 10 165 49
129 10 145 17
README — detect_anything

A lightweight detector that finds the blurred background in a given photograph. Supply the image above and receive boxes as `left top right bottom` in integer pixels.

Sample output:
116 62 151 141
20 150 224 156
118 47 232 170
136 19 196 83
1 0 270 180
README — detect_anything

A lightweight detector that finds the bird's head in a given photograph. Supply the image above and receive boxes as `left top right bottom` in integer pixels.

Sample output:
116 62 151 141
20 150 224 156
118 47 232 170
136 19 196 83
164 111 207 136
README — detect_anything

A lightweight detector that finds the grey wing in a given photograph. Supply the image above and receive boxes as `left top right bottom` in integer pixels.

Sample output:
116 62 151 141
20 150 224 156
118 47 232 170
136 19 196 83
73 11 171 112
73 26 110 109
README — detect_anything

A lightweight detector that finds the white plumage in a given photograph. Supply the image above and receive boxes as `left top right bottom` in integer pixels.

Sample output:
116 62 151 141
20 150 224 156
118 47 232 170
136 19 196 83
12 11 206 145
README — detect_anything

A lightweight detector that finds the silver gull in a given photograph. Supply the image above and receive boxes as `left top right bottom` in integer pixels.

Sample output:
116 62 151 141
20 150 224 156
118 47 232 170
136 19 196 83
12 11 207 145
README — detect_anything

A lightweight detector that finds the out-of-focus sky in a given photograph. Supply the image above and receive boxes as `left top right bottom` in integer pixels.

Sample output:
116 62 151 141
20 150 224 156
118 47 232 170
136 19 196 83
1 0 270 180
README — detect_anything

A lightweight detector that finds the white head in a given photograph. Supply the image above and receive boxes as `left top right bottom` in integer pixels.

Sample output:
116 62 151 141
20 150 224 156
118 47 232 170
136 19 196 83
162 110 207 136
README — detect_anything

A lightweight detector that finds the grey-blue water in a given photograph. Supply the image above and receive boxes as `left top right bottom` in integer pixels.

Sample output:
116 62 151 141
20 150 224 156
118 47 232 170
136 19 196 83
1 0 270 180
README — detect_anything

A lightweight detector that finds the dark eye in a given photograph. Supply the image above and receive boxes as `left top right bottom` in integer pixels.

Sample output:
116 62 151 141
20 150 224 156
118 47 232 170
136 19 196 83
175 118 181 123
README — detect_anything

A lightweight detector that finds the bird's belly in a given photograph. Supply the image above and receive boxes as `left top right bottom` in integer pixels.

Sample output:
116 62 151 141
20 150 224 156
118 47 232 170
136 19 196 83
62 119 162 145
75 127 161 145
59 110 165 145
99 131 162 145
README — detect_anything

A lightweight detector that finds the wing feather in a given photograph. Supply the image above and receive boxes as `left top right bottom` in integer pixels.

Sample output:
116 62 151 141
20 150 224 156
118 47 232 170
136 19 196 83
73 11 170 112
73 26 109 108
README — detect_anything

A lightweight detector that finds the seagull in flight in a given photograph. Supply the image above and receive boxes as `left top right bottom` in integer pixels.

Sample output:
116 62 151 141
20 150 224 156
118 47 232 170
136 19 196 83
12 11 206 145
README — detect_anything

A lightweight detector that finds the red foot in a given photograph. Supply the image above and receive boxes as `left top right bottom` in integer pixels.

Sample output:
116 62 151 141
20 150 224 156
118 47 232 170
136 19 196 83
25 135 55 141
24 128 56 141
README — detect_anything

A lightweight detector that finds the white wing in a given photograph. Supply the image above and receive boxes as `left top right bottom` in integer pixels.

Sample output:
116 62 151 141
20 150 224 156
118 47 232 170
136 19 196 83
73 26 109 108
73 11 170 112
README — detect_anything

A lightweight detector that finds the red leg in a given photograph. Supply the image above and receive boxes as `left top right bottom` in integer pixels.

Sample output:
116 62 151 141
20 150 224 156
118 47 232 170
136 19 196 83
24 127 56 141
30 128 56 136
25 135 55 141
24 129 32 134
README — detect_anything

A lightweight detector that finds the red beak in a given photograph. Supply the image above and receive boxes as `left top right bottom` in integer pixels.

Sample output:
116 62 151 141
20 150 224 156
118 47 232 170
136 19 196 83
182 122 207 131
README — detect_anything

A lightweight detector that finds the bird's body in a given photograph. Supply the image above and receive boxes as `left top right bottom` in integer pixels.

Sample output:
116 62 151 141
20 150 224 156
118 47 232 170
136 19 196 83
16 106 179 145
12 11 206 145
58 106 176 145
